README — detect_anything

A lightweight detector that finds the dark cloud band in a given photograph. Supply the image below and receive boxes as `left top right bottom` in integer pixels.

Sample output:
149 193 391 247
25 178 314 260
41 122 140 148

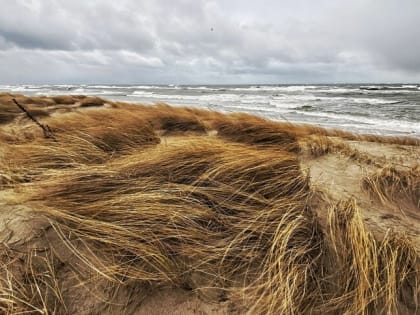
0 0 419 84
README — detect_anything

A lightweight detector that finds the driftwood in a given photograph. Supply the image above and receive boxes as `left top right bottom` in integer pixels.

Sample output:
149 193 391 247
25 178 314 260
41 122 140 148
12 98 56 140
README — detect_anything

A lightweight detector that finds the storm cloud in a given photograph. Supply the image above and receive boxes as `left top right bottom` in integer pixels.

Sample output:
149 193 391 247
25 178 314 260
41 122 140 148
0 0 419 84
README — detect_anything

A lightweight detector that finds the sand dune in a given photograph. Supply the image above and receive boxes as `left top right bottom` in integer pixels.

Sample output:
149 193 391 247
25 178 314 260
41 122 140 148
0 93 419 314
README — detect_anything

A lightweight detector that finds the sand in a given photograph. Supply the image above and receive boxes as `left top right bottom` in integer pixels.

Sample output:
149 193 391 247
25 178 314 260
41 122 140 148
0 93 419 314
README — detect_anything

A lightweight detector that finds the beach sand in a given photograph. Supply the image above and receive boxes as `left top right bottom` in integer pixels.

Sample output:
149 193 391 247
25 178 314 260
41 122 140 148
0 93 419 314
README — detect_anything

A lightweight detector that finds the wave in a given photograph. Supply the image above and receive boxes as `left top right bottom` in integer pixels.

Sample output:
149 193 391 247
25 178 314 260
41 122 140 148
294 105 315 111
88 85 127 89
10 86 46 92
130 91 156 97
2 84 418 137
360 85 418 91
296 111 420 134
229 85 320 92
350 98 404 105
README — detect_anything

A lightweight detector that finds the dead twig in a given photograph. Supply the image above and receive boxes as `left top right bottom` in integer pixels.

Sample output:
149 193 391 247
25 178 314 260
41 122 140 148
12 98 56 140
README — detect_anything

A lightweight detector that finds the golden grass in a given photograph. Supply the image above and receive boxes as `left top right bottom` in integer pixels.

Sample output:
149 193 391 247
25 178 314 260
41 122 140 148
299 135 382 167
112 103 208 135
0 93 106 126
0 95 51 126
0 97 22 125
50 95 80 105
0 109 160 187
22 138 320 314
300 135 347 157
214 114 300 152
323 199 419 314
0 94 419 314
0 244 66 314
362 166 420 207
79 96 105 107
1 108 160 146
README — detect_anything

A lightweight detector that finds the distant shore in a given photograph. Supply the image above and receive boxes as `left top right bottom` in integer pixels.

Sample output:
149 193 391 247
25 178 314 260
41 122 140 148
2 83 420 138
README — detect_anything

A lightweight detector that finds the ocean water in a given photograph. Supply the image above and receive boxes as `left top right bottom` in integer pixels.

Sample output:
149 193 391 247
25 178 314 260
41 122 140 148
1 84 419 137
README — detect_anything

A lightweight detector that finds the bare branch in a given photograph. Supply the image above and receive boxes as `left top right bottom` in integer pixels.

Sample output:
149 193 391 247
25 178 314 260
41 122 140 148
12 98 56 140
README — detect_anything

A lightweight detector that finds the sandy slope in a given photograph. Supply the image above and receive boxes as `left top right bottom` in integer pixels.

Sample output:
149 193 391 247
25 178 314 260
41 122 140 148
300 141 420 249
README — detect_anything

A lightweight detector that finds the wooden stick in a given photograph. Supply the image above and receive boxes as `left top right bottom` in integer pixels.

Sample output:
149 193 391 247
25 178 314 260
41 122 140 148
12 98 56 140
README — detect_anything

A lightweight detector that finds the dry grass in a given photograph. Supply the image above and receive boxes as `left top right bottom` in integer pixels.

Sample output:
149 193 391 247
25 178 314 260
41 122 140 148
300 135 382 167
0 97 22 125
78 96 105 107
323 199 419 314
0 94 419 314
1 108 160 147
0 234 74 314
362 166 420 207
0 109 160 187
112 103 208 135
0 95 50 125
22 138 321 314
300 135 347 157
214 113 300 152
50 95 80 105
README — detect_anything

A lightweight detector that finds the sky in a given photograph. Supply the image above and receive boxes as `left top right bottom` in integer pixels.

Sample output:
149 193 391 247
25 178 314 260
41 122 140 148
0 0 420 84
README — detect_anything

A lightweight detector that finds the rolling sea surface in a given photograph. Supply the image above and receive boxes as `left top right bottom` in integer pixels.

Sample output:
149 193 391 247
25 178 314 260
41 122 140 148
1 84 419 137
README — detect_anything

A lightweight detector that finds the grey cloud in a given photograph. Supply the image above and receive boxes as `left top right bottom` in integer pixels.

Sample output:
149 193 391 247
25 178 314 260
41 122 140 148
0 0 419 84
0 34 13 49
0 0 156 51
0 29 73 49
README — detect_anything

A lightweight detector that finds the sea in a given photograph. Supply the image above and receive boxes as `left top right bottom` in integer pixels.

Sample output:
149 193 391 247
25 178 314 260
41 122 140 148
1 84 419 137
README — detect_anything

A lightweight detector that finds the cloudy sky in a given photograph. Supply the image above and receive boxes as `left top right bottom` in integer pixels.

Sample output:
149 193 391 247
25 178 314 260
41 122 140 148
0 0 419 84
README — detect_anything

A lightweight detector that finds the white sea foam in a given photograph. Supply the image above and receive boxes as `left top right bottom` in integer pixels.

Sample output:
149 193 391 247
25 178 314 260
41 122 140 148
2 84 418 137
88 85 124 89
296 111 420 134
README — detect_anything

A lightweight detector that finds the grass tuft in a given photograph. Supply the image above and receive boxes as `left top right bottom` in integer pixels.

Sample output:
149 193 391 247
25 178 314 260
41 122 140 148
362 165 420 207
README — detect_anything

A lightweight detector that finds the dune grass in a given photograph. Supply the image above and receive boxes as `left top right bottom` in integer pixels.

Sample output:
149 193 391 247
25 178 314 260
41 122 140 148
362 165 420 207
323 199 419 314
0 108 160 187
0 95 52 125
0 94 419 314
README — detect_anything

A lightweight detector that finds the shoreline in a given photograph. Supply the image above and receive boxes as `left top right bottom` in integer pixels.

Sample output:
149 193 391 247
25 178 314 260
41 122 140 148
0 93 419 314
2 83 420 138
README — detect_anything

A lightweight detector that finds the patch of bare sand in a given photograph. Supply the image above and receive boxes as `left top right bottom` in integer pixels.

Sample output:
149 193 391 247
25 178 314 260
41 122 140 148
301 141 420 249
133 289 228 315
348 140 420 167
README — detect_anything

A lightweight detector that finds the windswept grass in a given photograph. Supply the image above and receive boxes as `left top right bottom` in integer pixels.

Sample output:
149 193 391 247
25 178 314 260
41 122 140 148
215 113 300 152
300 135 346 157
0 242 68 314
51 95 81 105
0 110 160 186
112 103 208 135
0 94 419 314
362 166 420 207
0 94 52 125
24 137 320 314
323 199 419 314
0 98 23 125
78 96 105 107
1 108 160 147
300 135 382 167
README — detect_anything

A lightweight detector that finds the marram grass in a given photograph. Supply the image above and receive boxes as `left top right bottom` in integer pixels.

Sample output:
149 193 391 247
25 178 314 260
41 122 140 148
0 94 418 314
